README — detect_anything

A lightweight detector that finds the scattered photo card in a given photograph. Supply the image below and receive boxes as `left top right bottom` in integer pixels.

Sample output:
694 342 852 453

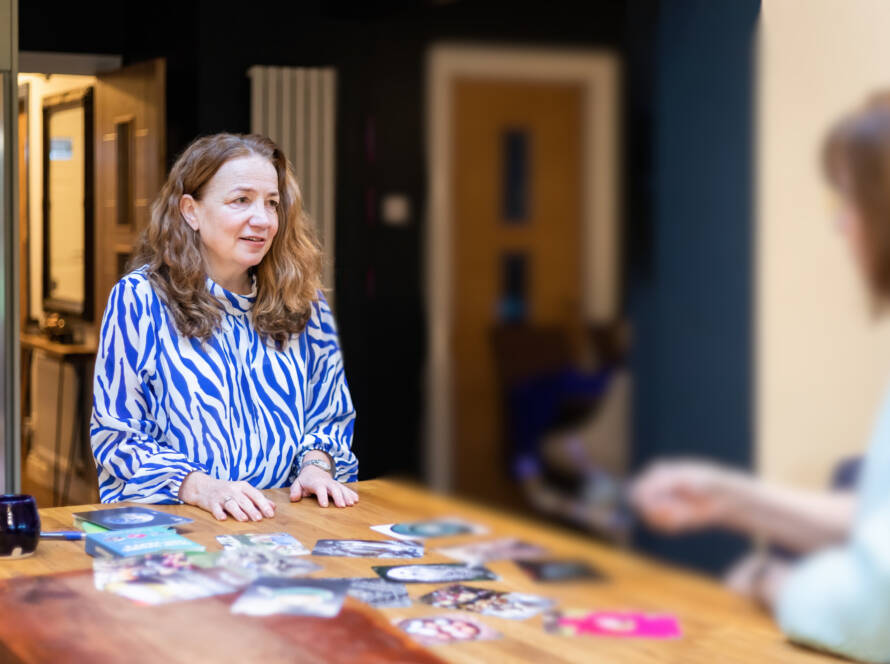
436 538 548 565
544 610 681 639
216 546 321 580
216 533 309 557
93 552 248 605
395 613 502 646
312 539 424 559
419 584 555 620
371 518 487 541
516 559 604 583
372 563 498 584
326 577 412 608
231 578 350 618
75 506 193 531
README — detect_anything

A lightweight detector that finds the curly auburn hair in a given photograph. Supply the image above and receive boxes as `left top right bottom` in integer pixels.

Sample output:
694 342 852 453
823 93 890 300
131 133 323 346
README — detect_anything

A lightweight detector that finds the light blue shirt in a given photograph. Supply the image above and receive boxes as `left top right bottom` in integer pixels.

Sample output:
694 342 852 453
777 385 890 662
90 268 358 503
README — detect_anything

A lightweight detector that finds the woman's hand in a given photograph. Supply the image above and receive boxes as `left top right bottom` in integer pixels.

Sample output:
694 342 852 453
629 460 741 533
178 471 277 522
290 463 359 508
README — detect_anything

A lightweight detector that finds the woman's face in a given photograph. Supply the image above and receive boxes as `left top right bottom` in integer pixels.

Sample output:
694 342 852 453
180 154 280 289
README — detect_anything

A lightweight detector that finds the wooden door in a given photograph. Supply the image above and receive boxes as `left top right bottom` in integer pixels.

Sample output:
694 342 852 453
451 79 585 507
94 58 166 319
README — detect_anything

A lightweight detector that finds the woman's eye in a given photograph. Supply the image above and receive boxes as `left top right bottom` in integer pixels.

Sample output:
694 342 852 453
231 196 249 205
267 200 280 209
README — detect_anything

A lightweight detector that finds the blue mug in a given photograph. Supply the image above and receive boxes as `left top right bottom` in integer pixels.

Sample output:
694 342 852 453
0 494 40 558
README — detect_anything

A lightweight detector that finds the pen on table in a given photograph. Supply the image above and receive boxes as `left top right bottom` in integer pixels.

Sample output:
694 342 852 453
40 531 85 541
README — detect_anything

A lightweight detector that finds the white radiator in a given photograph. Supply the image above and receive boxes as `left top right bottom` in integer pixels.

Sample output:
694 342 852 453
247 66 337 293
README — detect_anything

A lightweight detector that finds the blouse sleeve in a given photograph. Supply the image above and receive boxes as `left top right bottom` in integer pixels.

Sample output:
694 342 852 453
775 497 890 663
90 277 205 503
293 293 358 483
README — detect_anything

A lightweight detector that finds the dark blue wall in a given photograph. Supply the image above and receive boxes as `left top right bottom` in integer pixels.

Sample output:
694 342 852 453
629 0 760 574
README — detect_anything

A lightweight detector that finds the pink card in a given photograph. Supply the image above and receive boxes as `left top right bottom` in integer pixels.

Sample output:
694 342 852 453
545 610 681 639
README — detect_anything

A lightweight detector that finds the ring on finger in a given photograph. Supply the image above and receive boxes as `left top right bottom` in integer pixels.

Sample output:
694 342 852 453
221 495 235 504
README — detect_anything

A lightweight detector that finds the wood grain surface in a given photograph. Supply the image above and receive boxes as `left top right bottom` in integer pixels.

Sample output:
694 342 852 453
0 479 844 664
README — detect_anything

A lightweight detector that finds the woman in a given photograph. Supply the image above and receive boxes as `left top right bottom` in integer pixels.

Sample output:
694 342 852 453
90 133 359 521
631 94 890 662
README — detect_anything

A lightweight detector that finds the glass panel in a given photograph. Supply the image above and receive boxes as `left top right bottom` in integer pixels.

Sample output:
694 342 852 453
502 128 530 223
46 104 85 312
497 252 528 323
116 120 132 226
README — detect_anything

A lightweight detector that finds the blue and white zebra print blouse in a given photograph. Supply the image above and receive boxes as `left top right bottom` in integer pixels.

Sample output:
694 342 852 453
90 267 358 504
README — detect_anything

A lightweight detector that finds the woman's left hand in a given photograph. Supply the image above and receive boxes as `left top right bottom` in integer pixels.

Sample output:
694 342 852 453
290 464 359 508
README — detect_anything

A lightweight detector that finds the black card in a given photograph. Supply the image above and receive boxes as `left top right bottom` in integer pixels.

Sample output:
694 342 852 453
516 559 605 582
74 506 193 530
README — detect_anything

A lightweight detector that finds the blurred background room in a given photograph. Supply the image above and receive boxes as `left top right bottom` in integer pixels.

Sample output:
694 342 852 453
5 0 890 580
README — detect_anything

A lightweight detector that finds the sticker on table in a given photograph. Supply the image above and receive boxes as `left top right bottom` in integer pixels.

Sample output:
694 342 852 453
543 610 682 639
311 539 424 558
371 518 488 541
216 532 309 557
231 578 350 618
372 563 498 584
516 559 605 582
436 538 548 565
326 577 411 608
395 613 502 646
419 584 555 619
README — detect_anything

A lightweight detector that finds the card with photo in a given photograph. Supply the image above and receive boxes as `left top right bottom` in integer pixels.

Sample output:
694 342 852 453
311 539 424 558
436 538 548 565
543 609 682 639
216 546 321 580
326 577 412 608
371 518 487 541
216 532 309 557
75 506 193 531
372 563 498 584
419 584 555 620
395 613 502 646
231 578 350 618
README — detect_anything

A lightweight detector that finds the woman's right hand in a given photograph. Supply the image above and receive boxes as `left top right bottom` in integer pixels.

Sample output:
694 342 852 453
629 460 740 533
178 472 276 522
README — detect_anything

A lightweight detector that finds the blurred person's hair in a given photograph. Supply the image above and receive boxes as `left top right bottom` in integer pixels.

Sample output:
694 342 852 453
131 133 323 346
824 93 890 298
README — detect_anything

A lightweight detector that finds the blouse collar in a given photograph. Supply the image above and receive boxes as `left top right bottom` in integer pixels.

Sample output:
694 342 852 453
206 273 256 317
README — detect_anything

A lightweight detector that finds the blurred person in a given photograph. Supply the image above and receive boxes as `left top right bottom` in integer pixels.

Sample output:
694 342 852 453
631 94 890 663
91 134 358 521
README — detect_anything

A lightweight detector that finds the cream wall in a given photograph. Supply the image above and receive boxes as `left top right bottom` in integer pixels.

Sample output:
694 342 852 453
757 0 890 488
18 73 96 320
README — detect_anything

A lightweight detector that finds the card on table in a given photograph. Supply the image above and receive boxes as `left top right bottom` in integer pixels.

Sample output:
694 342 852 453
74 506 194 531
543 609 682 639
371 518 487 541
216 532 309 556
394 613 502 646
436 538 548 565
516 559 605 583
230 578 350 617
325 577 412 608
419 584 555 620
85 527 205 558
311 539 424 558
372 563 498 584
214 546 321 580
93 552 249 605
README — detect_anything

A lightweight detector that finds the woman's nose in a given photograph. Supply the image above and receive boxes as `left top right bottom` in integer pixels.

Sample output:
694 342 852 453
249 202 272 226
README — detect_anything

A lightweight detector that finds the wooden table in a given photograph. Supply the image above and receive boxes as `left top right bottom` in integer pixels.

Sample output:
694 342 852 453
0 479 842 664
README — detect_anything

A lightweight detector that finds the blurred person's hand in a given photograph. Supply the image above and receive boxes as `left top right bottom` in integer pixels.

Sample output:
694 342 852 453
629 460 742 533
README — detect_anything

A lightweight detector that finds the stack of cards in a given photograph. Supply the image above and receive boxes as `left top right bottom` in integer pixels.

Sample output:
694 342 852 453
75 506 194 531
420 584 555 620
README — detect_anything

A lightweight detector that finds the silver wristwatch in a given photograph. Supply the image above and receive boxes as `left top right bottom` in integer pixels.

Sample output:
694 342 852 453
300 457 333 477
